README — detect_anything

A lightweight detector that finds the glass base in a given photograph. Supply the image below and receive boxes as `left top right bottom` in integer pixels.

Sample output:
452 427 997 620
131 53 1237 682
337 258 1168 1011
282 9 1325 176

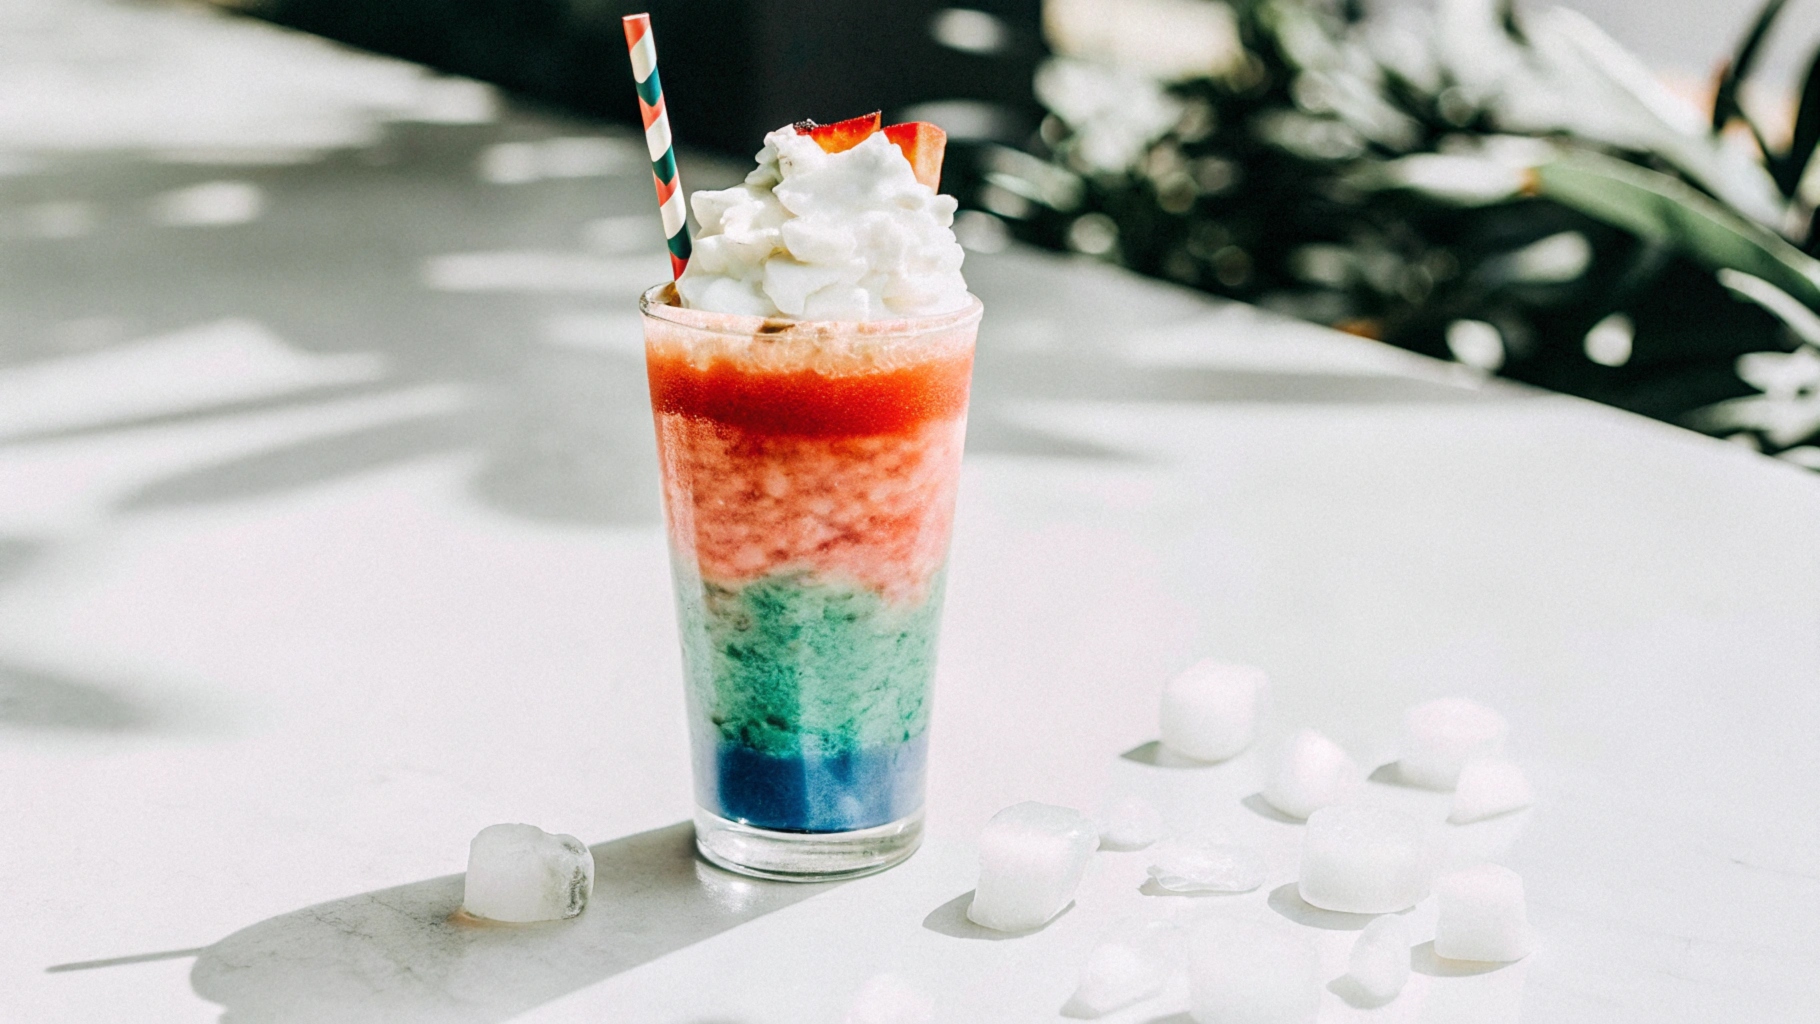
694 808 924 882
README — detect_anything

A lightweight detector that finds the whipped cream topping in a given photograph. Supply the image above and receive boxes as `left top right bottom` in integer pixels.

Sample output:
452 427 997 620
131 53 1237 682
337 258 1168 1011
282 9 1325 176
675 125 969 321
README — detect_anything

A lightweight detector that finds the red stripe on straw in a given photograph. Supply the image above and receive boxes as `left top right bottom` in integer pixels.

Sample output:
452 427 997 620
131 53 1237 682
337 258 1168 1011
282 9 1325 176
639 94 665 131
622 13 649 46
653 172 680 206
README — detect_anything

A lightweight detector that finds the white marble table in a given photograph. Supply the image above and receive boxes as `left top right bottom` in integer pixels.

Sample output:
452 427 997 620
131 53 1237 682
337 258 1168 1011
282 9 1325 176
3 3 1817 1022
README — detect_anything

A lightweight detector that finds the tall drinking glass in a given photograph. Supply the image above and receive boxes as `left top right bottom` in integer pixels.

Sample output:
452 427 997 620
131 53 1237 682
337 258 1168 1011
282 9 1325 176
639 284 982 880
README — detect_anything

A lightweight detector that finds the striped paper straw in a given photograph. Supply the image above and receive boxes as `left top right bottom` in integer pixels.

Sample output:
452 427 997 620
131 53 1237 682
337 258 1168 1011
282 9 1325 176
623 13 690 281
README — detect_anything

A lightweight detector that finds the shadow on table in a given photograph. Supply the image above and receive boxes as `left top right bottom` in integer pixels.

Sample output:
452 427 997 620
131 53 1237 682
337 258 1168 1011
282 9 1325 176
1265 883 1379 931
979 355 1509 408
1366 761 1433 789
1118 740 1215 769
1328 974 1395 1009
1410 940 1511 978
0 657 164 733
171 821 833 1023
920 889 1075 941
1239 792 1302 825
0 536 42 582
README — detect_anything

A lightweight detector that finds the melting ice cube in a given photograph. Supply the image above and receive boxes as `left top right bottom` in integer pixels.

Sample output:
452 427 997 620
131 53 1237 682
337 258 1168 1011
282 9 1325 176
1398 698 1508 790
1448 757 1534 824
1146 834 1268 894
967 802 1097 932
1096 795 1165 851
1347 914 1412 1003
1297 804 1427 914
461 823 593 923
1262 728 1359 820
1159 660 1269 762
1066 921 1176 1018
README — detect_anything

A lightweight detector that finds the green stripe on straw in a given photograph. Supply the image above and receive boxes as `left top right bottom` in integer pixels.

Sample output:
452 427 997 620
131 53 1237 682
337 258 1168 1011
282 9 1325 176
623 13 690 280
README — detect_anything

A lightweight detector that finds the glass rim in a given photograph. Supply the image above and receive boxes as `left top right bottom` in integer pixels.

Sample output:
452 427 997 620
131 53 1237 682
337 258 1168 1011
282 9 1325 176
639 283 983 339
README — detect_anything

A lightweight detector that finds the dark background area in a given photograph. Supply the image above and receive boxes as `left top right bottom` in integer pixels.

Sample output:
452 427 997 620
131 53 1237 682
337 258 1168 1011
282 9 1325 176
213 0 1049 159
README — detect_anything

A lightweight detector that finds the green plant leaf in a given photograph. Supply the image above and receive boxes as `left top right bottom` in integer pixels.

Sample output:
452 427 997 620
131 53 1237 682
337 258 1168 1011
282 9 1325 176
1718 268 1820 346
1497 0 1527 44
1713 0 1791 132
1521 9 1785 228
1531 149 1820 309
1779 43 1820 197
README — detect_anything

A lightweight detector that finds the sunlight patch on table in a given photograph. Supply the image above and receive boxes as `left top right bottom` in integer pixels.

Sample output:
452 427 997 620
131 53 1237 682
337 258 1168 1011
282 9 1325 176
0 319 386 439
422 251 666 295
151 181 264 227
0 383 466 533
0 0 493 155
478 137 642 185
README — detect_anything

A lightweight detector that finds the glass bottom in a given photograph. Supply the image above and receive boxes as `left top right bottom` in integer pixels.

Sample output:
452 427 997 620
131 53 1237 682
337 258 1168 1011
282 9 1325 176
694 807 924 882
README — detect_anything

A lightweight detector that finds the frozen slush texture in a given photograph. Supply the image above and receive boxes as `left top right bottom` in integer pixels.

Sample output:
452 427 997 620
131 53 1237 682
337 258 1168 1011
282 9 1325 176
646 298 976 832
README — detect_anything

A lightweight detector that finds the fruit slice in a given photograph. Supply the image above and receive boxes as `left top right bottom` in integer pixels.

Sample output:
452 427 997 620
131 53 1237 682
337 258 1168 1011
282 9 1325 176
793 113 948 191
883 122 947 191
795 111 882 154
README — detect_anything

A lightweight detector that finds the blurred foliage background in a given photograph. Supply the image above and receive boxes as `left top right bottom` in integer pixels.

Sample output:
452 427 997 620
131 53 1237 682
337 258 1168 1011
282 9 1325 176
990 0 1820 467
218 0 1820 468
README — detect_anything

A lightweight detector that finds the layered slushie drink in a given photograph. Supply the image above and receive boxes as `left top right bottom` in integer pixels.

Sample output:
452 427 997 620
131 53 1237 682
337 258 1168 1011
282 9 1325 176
640 114 976 879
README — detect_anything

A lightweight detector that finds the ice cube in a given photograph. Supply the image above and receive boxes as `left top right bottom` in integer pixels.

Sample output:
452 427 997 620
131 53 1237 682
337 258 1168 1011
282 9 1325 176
1297 804 1427 914
1146 834 1268 894
1159 660 1269 762
1448 757 1535 824
967 802 1098 932
1262 728 1360 820
1066 922 1174 1018
1398 698 1508 790
1433 863 1532 962
1096 795 1165 851
461 823 594 923
1187 917 1320 1024
844 973 935 1024
1346 914 1412 1003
